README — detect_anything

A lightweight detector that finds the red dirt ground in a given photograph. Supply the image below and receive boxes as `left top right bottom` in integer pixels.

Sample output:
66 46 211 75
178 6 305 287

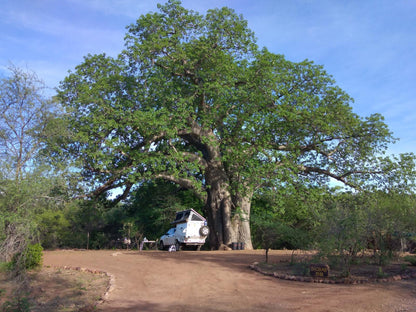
43 249 416 312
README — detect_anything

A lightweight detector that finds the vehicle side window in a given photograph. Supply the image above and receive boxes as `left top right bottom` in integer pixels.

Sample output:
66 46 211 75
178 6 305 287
175 212 183 221
191 214 203 221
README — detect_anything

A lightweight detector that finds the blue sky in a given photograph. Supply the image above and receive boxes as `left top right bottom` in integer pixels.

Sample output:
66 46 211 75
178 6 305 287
1 0 415 156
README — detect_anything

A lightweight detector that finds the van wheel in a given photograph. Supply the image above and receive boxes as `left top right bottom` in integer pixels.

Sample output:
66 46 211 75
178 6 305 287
159 241 164 250
199 225 209 236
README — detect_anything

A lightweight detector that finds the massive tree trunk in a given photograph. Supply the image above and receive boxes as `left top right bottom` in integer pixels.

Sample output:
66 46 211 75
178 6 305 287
206 185 254 250
204 162 254 249
205 164 233 249
231 191 254 250
185 127 254 250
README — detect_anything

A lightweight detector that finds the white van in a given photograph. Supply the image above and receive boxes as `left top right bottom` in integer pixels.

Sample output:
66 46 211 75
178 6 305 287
159 209 209 251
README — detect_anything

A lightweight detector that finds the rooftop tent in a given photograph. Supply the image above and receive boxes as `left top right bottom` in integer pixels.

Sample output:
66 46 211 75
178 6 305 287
172 209 206 224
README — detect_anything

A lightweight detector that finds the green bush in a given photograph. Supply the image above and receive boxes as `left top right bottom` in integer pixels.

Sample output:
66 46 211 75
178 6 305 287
0 261 14 273
10 243 43 272
23 244 43 270
404 255 416 266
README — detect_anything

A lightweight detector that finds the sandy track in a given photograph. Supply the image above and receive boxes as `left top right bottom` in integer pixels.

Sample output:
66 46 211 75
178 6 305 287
43 250 416 312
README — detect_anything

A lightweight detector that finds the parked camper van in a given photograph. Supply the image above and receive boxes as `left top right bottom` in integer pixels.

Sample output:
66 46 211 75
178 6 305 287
159 209 209 251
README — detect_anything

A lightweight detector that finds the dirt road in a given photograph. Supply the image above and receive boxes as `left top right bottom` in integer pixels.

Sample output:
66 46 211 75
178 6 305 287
43 250 416 312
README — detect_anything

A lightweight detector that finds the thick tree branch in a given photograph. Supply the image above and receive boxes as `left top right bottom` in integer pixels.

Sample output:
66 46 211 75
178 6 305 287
112 182 133 205
299 165 357 188
154 173 207 202
91 177 120 197
299 165 384 189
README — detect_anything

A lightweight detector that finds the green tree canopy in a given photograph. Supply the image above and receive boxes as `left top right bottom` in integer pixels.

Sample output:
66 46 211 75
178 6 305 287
55 0 415 249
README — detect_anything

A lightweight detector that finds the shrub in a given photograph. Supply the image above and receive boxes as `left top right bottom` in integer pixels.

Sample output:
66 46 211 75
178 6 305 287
23 243 43 270
404 255 416 266
10 243 43 272
1 295 31 312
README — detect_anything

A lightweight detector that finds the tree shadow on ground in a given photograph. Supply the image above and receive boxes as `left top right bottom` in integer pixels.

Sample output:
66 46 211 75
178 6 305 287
1 267 108 312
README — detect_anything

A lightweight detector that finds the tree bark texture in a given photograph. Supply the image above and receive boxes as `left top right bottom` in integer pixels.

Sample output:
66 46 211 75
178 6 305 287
205 162 232 249
231 192 254 250
204 163 253 250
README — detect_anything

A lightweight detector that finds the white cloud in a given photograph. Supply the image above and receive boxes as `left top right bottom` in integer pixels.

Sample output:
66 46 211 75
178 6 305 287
68 0 159 19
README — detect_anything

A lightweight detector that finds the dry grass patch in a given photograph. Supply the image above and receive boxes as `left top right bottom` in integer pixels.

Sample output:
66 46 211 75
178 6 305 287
0 266 109 312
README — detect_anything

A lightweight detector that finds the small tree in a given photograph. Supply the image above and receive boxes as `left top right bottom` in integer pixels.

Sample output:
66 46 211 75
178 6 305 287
317 190 416 276
364 191 416 265
0 65 62 276
317 193 367 276
252 219 287 263
252 212 309 264
0 65 57 181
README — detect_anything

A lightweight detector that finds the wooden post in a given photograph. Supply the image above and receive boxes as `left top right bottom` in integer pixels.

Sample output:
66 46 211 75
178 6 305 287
87 232 90 250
